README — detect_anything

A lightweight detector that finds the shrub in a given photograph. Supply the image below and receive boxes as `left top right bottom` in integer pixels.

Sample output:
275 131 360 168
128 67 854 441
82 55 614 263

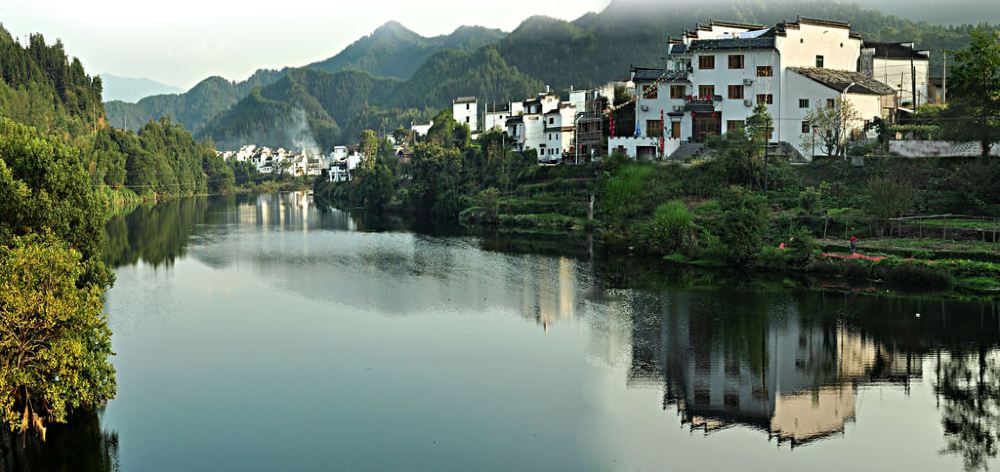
713 186 769 264
639 200 697 255
784 227 820 267
476 187 500 224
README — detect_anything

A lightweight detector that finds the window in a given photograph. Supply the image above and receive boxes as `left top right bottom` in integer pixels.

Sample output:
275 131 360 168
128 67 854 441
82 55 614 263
827 98 836 108
642 84 657 99
728 54 744 69
549 117 555 125
728 85 744 99
698 85 715 99
466 103 470 110
757 66 773 77
727 120 745 133
646 120 663 138
799 98 810 109
756 94 774 105
802 121 811 133
670 85 685 99
465 117 470 123
698 55 715 70
815 55 825 68
724 393 741 409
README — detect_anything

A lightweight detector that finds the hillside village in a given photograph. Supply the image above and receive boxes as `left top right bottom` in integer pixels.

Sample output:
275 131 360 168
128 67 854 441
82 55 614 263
220 16 989 182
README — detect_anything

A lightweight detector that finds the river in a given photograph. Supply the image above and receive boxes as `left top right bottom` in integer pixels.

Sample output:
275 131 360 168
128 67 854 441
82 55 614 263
7 192 1000 471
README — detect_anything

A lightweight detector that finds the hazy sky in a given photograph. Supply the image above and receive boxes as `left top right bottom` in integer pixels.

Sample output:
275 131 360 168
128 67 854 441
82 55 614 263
3 0 995 90
1 0 610 90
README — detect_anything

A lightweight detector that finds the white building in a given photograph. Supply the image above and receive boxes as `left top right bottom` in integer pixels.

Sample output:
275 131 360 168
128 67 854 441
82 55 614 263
484 102 524 132
411 121 433 137
863 41 930 108
610 18 899 160
539 104 578 163
453 97 478 131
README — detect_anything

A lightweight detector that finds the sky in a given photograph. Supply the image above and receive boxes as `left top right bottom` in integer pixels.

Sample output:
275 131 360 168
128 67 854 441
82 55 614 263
0 0 611 90
2 0 995 90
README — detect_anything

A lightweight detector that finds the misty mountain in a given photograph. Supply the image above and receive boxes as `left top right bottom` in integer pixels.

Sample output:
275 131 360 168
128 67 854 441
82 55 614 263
199 47 542 150
98 74 183 103
308 21 507 80
104 69 285 133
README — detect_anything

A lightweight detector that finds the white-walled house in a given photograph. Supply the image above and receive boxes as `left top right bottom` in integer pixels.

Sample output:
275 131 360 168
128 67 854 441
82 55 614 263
863 41 930 108
453 97 478 131
610 18 898 160
484 103 512 132
539 104 578 163
411 121 433 137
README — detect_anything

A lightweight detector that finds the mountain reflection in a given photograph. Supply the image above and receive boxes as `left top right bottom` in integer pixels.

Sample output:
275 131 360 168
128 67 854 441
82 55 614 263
94 192 1000 471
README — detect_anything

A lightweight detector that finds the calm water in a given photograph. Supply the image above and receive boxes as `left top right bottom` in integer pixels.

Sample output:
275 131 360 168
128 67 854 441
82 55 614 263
6 192 1000 471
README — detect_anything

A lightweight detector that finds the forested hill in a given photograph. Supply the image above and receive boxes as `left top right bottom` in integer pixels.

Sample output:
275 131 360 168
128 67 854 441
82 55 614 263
0 25 104 137
307 22 506 80
200 47 542 150
104 69 285 133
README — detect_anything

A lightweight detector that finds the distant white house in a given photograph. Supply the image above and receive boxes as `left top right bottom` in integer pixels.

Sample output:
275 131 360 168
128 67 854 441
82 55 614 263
453 97 478 131
411 121 433 137
540 105 578 163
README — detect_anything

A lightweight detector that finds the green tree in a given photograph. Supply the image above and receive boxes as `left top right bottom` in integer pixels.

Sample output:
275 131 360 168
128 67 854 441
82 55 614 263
359 129 380 172
803 98 861 158
715 186 769 264
0 234 116 439
0 118 111 288
476 187 500 224
940 27 1000 158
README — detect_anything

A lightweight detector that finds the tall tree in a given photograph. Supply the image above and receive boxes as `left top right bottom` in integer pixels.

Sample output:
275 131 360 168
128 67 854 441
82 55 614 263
359 129 380 172
940 27 1000 158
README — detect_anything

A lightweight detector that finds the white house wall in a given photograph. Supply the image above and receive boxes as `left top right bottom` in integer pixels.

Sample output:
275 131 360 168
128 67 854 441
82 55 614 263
872 58 929 106
774 23 862 70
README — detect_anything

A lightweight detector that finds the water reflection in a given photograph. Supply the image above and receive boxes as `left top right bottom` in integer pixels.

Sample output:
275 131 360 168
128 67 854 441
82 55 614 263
86 193 1000 470
0 410 118 472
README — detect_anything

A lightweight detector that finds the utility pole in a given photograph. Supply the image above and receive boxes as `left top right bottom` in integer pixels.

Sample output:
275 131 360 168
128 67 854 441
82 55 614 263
942 51 948 104
911 55 918 108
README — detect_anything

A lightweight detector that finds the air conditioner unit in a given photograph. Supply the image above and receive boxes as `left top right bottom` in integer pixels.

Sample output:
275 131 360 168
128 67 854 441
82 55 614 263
743 78 754 86
743 99 754 107
640 105 650 112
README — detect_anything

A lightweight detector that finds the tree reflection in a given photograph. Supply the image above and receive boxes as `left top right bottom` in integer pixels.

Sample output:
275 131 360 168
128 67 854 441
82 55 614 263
936 347 1000 471
0 409 118 472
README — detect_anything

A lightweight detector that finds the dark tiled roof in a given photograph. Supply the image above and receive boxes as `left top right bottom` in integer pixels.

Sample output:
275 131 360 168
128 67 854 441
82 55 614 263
864 41 930 60
710 19 766 30
796 17 851 29
789 67 897 95
631 67 689 82
688 37 775 51
454 96 476 104
485 103 511 113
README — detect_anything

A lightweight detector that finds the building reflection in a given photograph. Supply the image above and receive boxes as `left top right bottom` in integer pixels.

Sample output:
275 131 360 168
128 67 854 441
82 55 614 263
627 289 922 447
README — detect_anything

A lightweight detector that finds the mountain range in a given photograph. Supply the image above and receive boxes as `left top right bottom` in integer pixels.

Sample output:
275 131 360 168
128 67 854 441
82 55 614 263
98 74 183 103
104 0 997 151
